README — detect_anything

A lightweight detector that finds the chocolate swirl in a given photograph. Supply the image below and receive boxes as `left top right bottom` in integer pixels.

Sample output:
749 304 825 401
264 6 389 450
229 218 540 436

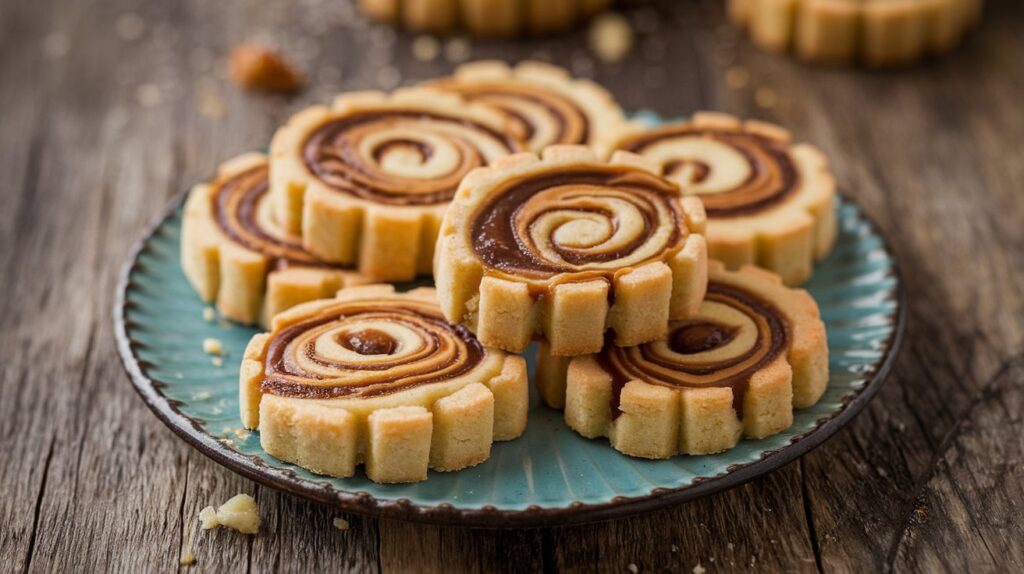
302 111 517 206
212 166 321 267
622 127 799 217
439 83 589 151
261 299 485 399
600 282 789 417
470 168 684 279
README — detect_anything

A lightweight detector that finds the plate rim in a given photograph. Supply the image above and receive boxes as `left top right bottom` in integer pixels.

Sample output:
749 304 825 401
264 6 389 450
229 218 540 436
114 190 906 529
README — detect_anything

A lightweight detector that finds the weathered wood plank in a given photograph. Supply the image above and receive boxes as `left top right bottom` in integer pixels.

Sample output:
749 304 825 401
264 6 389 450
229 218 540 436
549 463 819 573
0 4 51 572
378 521 545 573
12 0 195 569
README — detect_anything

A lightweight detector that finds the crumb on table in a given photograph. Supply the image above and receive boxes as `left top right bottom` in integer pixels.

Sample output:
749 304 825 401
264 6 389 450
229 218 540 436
199 493 261 535
179 550 196 566
589 12 634 63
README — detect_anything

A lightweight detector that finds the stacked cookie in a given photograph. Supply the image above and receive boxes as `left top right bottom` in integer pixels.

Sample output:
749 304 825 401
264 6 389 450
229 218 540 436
728 0 984 67
182 61 834 483
358 0 618 37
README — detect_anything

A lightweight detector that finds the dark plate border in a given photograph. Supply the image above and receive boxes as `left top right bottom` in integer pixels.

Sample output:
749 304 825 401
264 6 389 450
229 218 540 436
114 190 906 529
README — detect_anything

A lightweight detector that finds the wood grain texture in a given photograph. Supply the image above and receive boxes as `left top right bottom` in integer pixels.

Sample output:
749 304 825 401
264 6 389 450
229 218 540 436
1 0 1022 572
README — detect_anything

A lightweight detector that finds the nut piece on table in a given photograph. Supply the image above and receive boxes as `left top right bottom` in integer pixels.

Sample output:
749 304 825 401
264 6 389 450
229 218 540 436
228 43 303 94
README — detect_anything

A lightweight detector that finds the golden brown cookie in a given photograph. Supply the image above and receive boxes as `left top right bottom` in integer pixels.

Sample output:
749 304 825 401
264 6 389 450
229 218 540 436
181 153 368 326
358 0 615 37
536 261 829 459
429 61 626 153
611 112 836 286
269 88 522 281
435 145 708 356
728 0 983 67
240 285 528 484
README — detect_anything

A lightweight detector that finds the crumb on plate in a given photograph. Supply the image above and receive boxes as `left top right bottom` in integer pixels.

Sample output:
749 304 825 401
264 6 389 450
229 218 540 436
203 338 223 356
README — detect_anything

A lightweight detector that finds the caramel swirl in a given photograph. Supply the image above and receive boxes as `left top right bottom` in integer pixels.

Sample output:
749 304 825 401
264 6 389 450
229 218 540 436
262 299 485 399
600 283 789 417
438 84 589 151
302 111 517 206
470 168 684 279
622 127 799 217
212 166 320 266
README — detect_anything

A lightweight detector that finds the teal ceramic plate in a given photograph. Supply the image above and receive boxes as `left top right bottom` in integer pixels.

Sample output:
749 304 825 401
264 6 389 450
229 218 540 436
115 147 904 529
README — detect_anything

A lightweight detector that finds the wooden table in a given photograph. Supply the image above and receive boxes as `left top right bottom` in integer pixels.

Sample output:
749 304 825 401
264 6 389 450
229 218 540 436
3 0 1022 571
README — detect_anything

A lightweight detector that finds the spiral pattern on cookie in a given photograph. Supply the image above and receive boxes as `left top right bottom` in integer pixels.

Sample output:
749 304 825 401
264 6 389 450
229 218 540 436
470 168 685 278
600 282 789 416
212 166 318 265
621 127 798 217
302 111 517 206
261 299 485 399
440 83 589 151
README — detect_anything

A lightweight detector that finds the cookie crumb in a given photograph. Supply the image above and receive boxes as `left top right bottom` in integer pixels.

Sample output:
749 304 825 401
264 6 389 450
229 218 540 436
589 12 634 63
332 517 350 530
198 90 226 121
412 35 441 62
725 66 750 89
444 38 472 63
199 506 219 529
755 87 778 109
693 564 706 574
627 564 639 574
228 43 303 94
203 307 216 322
211 356 224 367
199 494 261 534
180 550 196 566
203 338 224 356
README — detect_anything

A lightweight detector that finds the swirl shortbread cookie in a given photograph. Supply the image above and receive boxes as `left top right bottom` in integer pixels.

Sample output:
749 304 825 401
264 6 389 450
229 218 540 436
182 153 368 326
269 88 522 281
612 112 836 286
359 0 614 37
536 261 828 459
435 145 708 356
240 285 528 483
429 61 626 154
728 0 983 67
